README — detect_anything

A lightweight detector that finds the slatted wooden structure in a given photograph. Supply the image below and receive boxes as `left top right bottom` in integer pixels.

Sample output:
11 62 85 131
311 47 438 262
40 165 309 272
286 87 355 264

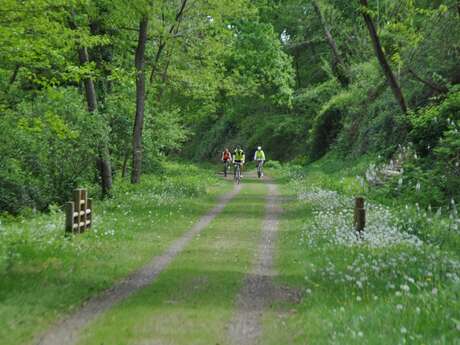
65 189 92 233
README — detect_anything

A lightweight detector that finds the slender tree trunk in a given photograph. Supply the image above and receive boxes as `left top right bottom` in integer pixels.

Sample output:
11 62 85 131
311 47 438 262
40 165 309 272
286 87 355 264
131 16 149 184
294 52 301 88
359 0 407 113
78 48 98 112
312 0 349 85
78 47 113 196
149 0 188 83
9 65 20 85
4 64 20 94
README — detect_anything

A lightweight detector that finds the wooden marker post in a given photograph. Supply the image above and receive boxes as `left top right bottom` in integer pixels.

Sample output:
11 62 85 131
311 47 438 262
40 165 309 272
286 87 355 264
354 197 366 234
65 188 92 234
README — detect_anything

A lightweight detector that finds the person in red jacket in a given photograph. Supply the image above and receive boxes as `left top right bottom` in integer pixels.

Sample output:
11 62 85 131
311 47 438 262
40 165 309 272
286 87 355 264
221 148 232 177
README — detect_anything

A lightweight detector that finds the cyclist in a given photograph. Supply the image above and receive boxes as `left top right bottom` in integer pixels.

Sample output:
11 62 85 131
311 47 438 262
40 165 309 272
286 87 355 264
254 146 266 177
221 148 232 177
233 146 245 178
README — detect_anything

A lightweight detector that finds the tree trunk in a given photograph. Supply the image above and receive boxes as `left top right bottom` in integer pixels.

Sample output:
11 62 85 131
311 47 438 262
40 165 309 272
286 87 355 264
312 0 349 85
9 65 20 85
78 46 113 197
131 16 149 184
359 0 407 114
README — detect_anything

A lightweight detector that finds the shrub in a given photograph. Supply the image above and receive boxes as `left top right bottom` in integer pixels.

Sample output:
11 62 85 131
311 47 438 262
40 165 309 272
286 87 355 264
0 88 105 213
264 160 282 169
409 88 460 157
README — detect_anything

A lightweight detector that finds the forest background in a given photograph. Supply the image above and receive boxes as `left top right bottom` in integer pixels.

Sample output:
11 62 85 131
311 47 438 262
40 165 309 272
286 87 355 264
0 0 459 215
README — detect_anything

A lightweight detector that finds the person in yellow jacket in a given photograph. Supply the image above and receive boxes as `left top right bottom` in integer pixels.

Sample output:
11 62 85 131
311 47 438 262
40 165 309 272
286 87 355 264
254 146 266 177
233 146 245 178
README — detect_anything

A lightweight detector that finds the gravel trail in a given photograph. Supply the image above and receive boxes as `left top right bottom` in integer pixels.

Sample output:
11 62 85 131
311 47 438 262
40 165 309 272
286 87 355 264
36 185 242 345
227 181 282 345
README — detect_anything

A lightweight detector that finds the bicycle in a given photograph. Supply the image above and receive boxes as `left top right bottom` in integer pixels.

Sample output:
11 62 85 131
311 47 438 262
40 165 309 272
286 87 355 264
234 162 242 184
223 160 230 177
256 160 264 178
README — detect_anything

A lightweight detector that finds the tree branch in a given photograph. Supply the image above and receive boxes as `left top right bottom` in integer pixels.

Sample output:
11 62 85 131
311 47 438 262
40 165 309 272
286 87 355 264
407 68 448 94
148 0 189 83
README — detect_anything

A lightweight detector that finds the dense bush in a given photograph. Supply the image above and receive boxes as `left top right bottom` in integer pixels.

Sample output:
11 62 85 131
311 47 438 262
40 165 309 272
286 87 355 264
409 89 460 157
0 88 105 214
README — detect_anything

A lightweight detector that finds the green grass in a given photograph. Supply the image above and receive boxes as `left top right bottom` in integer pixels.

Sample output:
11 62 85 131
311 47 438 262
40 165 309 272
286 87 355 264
2 159 458 345
0 162 232 345
261 163 460 345
77 178 268 345
279 153 460 254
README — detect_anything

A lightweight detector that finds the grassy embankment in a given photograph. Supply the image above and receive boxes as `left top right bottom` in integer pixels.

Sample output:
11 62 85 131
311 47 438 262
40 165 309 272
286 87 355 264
0 162 232 345
263 155 460 345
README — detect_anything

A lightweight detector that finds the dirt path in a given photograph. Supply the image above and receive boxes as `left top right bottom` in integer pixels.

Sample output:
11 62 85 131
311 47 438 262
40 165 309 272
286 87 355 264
227 181 281 345
36 185 242 345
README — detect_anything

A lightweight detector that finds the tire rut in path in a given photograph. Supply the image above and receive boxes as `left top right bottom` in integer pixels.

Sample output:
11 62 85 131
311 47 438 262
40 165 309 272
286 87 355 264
228 181 281 345
36 184 242 345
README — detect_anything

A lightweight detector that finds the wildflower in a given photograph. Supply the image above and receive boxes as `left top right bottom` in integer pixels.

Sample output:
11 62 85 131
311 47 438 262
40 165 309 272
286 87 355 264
400 284 410 292
396 304 403 311
432 288 438 295
401 327 407 334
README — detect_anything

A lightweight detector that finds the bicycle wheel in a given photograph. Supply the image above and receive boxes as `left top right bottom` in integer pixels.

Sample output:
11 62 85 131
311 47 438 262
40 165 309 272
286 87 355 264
236 165 241 184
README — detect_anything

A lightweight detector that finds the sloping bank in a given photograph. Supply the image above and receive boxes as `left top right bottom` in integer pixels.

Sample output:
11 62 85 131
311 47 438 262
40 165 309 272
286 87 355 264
261 161 460 345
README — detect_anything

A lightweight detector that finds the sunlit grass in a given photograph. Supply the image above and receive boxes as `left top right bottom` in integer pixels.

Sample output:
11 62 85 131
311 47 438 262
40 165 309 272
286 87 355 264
77 179 268 345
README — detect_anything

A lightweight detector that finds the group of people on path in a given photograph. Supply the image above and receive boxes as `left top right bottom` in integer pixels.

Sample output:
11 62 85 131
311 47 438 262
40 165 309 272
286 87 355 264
221 146 266 178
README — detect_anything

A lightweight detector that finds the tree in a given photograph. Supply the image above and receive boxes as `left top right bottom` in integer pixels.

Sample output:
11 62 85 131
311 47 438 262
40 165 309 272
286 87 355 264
70 12 113 197
131 15 149 184
311 0 349 85
359 0 408 114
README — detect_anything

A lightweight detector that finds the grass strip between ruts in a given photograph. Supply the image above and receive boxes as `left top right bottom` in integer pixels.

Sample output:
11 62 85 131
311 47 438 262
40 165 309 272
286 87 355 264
77 178 268 345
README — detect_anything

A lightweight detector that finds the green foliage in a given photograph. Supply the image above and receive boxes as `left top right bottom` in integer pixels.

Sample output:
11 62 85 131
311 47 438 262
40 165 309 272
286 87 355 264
409 89 460 156
308 90 357 160
264 160 282 169
0 88 105 213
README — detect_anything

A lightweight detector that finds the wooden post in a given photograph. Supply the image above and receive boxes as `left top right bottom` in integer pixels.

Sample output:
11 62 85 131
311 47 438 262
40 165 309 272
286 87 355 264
80 189 88 232
354 197 366 233
65 202 75 233
73 189 82 232
87 198 92 229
